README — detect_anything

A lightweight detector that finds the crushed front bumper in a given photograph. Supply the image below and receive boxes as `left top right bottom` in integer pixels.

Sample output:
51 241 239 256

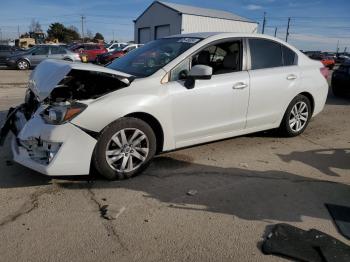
1 107 97 176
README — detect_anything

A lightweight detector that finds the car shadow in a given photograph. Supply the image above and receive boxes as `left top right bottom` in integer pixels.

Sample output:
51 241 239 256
57 156 350 222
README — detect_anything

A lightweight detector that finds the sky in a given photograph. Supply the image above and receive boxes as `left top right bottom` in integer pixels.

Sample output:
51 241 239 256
0 0 349 51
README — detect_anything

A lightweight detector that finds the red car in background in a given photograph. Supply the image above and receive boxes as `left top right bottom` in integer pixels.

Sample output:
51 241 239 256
309 54 335 69
69 43 107 62
96 44 143 65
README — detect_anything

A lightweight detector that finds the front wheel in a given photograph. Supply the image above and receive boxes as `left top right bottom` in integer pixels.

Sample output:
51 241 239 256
17 59 29 70
279 95 312 137
93 117 157 180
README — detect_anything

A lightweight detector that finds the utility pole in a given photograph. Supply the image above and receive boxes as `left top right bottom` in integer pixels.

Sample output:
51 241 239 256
285 17 291 42
344 47 347 54
0 28 2 42
113 31 115 43
81 15 85 42
274 27 278 37
262 12 266 34
336 40 339 55
17 25 20 39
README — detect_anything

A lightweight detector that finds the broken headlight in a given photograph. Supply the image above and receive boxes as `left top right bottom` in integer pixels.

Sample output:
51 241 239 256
41 102 87 125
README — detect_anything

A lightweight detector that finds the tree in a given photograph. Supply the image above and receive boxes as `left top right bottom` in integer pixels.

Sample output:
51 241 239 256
47 23 80 43
29 19 42 32
93 32 104 42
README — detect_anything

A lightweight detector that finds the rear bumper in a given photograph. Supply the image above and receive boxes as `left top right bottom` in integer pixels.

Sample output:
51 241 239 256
8 110 97 176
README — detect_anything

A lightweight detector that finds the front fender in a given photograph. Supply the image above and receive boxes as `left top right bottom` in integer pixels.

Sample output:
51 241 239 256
70 90 175 151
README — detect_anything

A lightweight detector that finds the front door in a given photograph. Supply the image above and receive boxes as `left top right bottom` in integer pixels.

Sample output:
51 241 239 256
30 46 49 66
167 39 250 148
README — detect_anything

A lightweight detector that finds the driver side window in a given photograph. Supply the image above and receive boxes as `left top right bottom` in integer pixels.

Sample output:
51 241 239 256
170 40 242 81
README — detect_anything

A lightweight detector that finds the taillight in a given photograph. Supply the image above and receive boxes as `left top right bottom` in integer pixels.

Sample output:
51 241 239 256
320 67 329 79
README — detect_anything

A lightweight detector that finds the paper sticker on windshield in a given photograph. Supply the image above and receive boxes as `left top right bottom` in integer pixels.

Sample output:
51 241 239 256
177 38 201 44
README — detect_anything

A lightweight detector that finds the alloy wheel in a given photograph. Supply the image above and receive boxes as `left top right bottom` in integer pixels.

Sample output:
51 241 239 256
18 60 28 70
105 128 149 173
289 101 309 132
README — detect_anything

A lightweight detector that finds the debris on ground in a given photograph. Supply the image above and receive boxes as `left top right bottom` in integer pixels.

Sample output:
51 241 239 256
99 205 115 220
262 223 350 262
326 203 350 240
239 162 249 168
187 190 198 196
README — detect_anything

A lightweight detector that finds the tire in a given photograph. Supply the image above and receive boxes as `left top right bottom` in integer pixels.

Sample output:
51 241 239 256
279 94 312 137
93 117 157 180
17 59 29 70
332 85 344 97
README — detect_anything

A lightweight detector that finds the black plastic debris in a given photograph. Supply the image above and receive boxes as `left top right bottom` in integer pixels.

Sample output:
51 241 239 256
262 223 350 262
326 203 350 240
99 205 115 220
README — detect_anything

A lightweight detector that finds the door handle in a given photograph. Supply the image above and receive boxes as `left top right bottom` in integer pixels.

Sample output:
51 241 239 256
232 82 248 90
286 74 297 80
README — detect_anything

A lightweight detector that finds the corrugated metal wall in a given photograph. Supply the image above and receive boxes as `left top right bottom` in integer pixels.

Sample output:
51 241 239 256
182 14 258 34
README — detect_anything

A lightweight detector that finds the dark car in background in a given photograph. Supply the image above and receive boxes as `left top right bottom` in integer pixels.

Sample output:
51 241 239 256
332 63 350 97
0 45 22 65
6 44 81 70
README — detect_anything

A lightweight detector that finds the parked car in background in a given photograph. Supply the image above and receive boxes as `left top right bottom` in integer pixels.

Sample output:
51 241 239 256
70 43 107 62
1 33 328 179
0 45 23 65
6 44 81 70
107 42 128 52
335 55 350 64
332 62 350 97
96 44 143 65
309 54 335 69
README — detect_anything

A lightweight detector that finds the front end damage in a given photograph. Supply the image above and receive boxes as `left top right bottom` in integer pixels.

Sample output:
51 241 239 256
0 59 132 176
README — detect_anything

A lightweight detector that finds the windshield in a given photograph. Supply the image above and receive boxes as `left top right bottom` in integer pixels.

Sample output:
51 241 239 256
107 37 202 77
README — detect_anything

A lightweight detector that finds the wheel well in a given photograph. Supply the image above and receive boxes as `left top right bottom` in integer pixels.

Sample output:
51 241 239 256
125 112 164 154
300 92 315 114
17 58 30 66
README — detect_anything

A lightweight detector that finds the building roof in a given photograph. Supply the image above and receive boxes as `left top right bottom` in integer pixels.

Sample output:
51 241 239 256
135 1 257 24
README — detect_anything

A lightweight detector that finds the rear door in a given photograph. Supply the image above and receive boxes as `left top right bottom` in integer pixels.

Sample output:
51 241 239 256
49 46 67 60
246 38 300 129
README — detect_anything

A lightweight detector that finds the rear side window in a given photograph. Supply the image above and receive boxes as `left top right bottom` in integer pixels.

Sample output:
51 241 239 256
249 39 282 70
51 46 67 55
282 45 297 66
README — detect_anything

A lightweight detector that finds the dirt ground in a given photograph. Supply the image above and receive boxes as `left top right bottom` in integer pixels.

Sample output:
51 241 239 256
0 68 349 262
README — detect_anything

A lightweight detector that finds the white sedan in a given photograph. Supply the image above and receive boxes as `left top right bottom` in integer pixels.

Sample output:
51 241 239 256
1 32 328 179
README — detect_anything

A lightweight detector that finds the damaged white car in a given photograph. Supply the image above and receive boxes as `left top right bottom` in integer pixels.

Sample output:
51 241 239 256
0 33 328 179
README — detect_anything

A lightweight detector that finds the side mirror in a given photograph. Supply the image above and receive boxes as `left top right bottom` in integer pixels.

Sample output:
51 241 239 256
184 65 213 89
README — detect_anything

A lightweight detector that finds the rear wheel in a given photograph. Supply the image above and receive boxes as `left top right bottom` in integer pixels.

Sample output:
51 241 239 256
279 95 311 137
17 59 29 70
93 117 157 180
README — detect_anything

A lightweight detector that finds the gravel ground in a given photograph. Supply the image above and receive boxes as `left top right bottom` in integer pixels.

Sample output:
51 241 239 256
0 69 349 262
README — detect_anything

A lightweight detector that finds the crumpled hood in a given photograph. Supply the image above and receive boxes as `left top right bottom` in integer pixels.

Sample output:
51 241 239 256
28 59 132 101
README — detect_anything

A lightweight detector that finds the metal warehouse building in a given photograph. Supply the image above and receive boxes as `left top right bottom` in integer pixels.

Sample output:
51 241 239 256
134 1 258 44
